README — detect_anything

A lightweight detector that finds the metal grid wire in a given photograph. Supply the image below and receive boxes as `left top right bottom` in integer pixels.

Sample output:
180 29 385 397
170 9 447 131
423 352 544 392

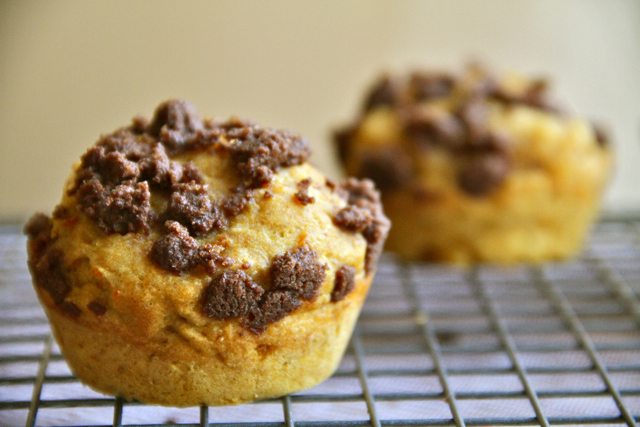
1 219 640 427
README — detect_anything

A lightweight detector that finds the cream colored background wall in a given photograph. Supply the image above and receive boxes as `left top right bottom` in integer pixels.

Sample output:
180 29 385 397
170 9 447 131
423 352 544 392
1 0 639 221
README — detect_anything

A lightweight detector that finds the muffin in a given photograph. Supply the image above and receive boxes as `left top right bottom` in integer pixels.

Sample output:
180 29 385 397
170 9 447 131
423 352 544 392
335 65 611 264
25 100 390 407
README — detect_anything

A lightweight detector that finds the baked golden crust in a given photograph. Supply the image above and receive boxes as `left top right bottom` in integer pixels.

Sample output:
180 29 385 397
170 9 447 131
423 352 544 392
25 100 389 406
336 66 611 263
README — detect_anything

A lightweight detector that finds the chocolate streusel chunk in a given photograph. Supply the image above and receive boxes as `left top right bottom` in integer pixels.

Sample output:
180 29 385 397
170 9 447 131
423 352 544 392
227 126 311 188
166 182 219 236
148 99 203 139
458 154 510 197
24 213 53 260
198 244 234 275
363 74 400 112
221 186 255 217
592 123 609 147
402 108 464 150
270 247 327 302
357 147 413 192
294 178 315 206
31 247 70 305
333 205 372 233
331 266 356 302
151 221 199 272
77 179 151 235
202 270 264 320
338 179 391 275
409 72 455 101
244 290 301 334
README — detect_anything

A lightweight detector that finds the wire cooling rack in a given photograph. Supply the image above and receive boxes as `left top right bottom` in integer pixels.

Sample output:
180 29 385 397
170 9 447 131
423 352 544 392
1 219 639 427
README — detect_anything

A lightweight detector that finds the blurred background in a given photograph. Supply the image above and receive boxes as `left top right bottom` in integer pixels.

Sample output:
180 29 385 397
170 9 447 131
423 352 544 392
1 0 638 221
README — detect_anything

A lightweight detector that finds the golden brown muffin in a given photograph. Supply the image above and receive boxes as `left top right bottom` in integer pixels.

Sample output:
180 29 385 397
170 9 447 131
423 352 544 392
25 100 389 407
335 65 612 264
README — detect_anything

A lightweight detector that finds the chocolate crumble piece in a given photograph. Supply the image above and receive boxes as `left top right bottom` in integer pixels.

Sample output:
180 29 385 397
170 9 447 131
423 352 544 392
166 182 219 236
76 179 151 235
333 205 373 233
24 213 53 260
402 108 464 150
294 178 315 205
88 301 107 316
363 74 400 112
222 186 255 217
458 154 510 197
333 124 358 164
202 270 264 320
227 126 311 188
148 99 203 139
151 221 199 272
410 72 455 101
338 179 391 275
357 147 413 192
270 246 327 301
24 214 71 307
198 243 234 275
592 123 609 147
331 266 356 302
244 290 301 334
31 248 70 305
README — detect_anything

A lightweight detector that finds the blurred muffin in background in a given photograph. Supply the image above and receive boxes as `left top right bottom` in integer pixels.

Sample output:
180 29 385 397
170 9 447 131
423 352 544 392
334 64 612 264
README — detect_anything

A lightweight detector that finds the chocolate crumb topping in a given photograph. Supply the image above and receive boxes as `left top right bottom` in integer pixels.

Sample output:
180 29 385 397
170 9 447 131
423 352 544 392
294 178 315 205
333 205 373 233
200 245 331 334
592 123 609 147
70 100 311 238
337 179 390 275
221 186 255 217
30 245 70 305
363 74 400 112
357 147 413 191
335 67 578 197
458 154 510 197
226 126 311 188
198 243 233 275
148 99 203 140
203 270 264 320
151 221 199 272
331 266 356 302
24 213 53 259
166 182 220 236
270 246 327 302
409 72 455 102
402 108 464 150
88 301 107 316
76 179 151 235
244 290 301 334
333 124 358 164
25 214 76 309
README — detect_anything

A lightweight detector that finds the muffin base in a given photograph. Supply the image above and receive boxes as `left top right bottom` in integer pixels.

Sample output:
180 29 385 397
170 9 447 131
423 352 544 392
383 165 610 264
38 275 371 407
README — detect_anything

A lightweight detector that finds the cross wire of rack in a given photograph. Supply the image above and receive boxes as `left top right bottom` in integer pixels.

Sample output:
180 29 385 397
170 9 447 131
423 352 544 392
1 219 639 427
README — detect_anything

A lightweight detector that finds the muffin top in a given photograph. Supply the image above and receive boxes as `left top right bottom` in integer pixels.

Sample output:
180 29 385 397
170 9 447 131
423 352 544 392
335 64 610 198
26 99 389 339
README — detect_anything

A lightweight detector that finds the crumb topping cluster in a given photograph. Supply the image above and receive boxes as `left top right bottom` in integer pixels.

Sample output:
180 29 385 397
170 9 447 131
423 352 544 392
335 67 608 198
25 100 390 334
